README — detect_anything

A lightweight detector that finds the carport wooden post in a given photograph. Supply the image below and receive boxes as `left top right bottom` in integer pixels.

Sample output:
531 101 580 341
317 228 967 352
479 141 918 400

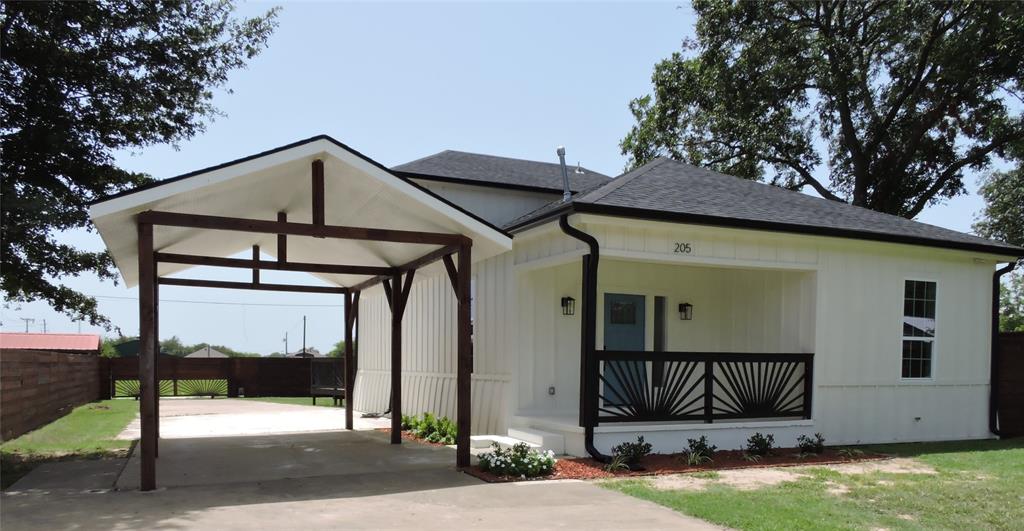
456 241 472 468
344 291 355 430
137 222 157 491
390 273 402 444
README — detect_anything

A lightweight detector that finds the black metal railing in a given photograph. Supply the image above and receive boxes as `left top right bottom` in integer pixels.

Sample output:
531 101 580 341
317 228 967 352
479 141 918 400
587 351 813 424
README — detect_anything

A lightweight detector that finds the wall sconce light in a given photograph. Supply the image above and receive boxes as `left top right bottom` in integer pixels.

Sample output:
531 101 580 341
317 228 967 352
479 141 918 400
561 296 576 316
678 302 693 321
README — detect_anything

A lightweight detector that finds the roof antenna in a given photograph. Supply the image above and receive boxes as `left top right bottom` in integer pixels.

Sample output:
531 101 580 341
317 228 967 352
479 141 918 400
575 162 584 174
557 146 571 202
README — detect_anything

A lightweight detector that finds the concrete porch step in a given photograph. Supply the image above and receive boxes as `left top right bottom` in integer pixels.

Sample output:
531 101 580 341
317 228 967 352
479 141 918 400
469 435 539 452
507 427 565 455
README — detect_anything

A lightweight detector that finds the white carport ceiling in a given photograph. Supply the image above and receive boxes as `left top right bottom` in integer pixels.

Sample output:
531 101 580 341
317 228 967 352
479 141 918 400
89 136 512 288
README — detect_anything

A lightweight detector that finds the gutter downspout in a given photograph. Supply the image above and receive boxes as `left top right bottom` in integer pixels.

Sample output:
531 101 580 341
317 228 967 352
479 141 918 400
990 261 1018 436
558 213 609 462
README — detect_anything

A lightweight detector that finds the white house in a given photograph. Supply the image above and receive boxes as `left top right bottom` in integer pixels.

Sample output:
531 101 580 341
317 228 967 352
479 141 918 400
90 135 1022 466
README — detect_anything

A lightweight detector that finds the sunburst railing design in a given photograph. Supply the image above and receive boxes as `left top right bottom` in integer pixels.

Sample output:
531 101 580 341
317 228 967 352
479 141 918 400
592 352 812 424
113 379 228 397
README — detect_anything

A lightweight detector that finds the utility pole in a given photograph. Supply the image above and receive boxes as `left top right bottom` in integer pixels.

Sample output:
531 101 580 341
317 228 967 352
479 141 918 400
41 319 47 333
302 316 307 355
19 318 34 333
283 332 288 355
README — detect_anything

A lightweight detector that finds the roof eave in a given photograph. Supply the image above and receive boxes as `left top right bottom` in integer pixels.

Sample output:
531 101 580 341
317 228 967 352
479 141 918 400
508 202 1023 259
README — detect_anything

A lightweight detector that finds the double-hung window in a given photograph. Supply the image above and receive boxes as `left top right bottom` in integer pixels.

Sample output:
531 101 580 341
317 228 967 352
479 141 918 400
901 280 936 379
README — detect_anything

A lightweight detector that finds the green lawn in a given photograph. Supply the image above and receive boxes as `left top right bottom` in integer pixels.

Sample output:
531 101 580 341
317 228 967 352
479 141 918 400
602 439 1024 531
240 396 345 408
1 399 137 489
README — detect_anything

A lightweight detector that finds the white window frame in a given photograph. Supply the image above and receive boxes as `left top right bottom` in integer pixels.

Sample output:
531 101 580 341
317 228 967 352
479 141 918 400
900 278 938 381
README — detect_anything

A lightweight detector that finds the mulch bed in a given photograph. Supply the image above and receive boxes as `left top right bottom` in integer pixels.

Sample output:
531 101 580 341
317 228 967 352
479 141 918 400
464 447 887 483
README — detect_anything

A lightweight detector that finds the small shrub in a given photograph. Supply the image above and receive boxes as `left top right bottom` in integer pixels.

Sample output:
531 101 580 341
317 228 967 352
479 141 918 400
683 436 717 466
603 454 631 473
611 435 653 465
401 412 457 445
742 453 762 463
838 447 865 459
478 442 556 478
797 433 826 454
745 432 775 456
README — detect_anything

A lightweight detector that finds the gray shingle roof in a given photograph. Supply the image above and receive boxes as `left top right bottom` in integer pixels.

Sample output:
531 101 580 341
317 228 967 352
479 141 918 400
506 157 1022 256
392 150 611 193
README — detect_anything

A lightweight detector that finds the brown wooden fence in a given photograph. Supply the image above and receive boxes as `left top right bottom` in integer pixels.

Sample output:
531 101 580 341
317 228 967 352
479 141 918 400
0 349 108 441
998 332 1024 437
105 356 341 398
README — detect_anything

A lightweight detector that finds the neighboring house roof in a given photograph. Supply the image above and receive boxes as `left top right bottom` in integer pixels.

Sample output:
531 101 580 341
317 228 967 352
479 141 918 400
291 347 321 358
0 333 101 352
392 150 612 194
185 346 229 358
506 157 1023 257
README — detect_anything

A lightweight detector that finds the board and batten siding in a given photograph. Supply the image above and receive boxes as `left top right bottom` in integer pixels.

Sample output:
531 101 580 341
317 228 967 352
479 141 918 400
352 254 515 435
513 214 1005 446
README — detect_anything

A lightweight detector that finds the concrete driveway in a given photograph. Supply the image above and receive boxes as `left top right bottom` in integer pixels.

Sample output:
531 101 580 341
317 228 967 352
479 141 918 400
2 399 720 530
117 397 390 439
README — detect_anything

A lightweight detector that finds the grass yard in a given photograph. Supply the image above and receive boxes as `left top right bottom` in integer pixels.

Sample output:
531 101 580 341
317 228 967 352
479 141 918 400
1 399 137 489
602 439 1024 531
240 396 344 408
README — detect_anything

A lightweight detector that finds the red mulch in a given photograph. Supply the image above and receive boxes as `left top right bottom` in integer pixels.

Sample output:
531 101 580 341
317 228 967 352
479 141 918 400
376 428 451 447
464 447 887 483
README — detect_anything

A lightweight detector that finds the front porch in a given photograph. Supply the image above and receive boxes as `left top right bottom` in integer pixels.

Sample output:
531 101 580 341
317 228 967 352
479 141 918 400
514 255 818 455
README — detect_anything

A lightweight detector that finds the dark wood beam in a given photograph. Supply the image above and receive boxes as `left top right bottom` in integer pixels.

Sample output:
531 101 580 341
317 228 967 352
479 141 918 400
312 159 325 226
155 252 395 276
252 245 260 284
137 223 157 490
277 212 287 264
344 291 354 431
390 272 403 445
158 277 347 294
456 242 473 468
381 278 393 311
442 253 458 295
399 269 415 317
138 211 468 246
349 244 460 292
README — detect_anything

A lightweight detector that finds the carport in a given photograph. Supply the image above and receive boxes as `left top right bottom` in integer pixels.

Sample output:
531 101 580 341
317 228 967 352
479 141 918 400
89 135 513 491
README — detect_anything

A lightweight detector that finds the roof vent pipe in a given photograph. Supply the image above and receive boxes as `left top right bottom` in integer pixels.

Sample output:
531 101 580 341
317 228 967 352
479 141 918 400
557 146 572 202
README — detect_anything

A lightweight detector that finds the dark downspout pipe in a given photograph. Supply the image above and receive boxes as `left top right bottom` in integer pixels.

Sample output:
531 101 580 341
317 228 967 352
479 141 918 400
558 213 609 462
990 261 1018 436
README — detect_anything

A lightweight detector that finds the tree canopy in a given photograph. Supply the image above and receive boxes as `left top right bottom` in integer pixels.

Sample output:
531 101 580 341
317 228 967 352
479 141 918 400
1 0 278 328
974 146 1024 332
622 0 1024 218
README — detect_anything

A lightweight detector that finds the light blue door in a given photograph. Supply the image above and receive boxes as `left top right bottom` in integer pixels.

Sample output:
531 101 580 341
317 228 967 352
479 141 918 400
603 293 646 406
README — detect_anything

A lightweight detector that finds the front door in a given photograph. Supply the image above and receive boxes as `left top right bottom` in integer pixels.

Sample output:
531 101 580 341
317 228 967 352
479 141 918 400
603 293 646 406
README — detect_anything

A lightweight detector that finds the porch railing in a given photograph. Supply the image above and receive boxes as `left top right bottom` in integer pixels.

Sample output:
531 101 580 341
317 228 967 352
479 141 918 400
587 351 813 424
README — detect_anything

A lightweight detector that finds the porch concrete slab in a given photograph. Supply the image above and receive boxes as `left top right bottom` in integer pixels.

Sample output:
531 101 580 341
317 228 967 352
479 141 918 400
6 458 125 493
3 467 721 531
117 398 390 440
115 430 454 489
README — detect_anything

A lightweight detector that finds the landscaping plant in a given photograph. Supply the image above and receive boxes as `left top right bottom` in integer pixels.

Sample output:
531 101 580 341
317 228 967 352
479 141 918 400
401 412 457 445
478 442 556 478
745 432 775 457
611 435 653 465
796 433 826 455
683 435 717 466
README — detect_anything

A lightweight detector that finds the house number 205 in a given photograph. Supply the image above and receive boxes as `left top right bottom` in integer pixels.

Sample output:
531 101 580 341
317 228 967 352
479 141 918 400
673 242 693 254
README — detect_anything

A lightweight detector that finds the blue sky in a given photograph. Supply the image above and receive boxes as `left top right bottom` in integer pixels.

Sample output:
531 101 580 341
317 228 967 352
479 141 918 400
1 2 997 354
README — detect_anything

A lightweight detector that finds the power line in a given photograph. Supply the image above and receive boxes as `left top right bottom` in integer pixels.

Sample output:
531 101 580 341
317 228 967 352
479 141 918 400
90 294 343 308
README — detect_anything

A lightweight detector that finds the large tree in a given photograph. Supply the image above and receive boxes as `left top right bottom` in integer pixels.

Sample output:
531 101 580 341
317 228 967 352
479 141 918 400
622 1 1024 218
1 1 277 327
974 147 1024 332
